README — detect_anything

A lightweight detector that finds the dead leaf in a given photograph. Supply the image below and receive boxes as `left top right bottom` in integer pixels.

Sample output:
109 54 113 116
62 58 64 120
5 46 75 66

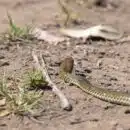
0 98 6 106
0 109 11 117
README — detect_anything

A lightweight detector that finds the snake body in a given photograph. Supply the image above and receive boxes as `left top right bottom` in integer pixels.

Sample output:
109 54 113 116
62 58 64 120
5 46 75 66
59 57 130 106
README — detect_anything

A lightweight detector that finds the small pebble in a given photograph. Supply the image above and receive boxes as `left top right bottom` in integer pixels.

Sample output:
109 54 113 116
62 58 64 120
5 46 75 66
110 120 118 126
103 104 115 110
84 68 92 73
99 51 106 55
0 122 7 126
124 109 130 114
0 55 5 59
96 59 103 69
89 118 99 122
0 61 10 67
98 51 106 58
69 117 82 125
110 77 118 81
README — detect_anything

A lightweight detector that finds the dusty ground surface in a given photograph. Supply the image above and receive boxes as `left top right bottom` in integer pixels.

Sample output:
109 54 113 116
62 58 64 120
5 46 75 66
0 0 130 130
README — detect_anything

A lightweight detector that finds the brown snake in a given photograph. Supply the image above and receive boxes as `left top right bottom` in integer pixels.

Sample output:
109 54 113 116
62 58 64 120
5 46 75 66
59 57 130 106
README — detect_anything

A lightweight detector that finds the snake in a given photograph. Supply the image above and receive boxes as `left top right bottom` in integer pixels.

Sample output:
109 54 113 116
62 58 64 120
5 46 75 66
59 57 130 106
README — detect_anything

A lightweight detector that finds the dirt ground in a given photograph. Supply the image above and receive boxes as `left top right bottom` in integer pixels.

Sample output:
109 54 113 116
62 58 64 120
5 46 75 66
0 0 130 130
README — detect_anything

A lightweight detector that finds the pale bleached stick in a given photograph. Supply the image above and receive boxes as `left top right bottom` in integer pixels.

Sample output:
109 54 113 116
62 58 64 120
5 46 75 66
32 51 72 111
59 25 123 40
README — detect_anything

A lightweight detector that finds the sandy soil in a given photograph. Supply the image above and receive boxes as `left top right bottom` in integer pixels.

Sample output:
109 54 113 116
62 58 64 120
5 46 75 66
0 0 130 130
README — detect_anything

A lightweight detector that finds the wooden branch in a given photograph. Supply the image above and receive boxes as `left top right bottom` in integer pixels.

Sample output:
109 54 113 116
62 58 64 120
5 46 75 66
32 51 72 111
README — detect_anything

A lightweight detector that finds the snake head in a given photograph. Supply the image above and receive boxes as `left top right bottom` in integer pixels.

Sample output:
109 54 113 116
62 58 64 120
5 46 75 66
59 57 74 81
60 57 74 73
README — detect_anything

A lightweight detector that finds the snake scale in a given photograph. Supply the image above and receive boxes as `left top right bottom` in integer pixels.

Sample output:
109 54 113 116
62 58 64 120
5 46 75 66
59 57 130 106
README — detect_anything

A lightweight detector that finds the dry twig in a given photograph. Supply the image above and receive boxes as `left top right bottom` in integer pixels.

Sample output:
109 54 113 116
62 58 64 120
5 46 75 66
31 28 66 44
32 51 72 111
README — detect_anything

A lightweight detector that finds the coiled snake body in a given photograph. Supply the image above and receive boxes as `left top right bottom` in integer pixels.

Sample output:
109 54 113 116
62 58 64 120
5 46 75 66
59 57 130 106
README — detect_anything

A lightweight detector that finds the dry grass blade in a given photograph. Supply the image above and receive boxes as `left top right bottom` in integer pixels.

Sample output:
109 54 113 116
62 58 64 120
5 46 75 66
58 0 79 27
0 12 33 43
58 0 71 26
0 109 11 117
